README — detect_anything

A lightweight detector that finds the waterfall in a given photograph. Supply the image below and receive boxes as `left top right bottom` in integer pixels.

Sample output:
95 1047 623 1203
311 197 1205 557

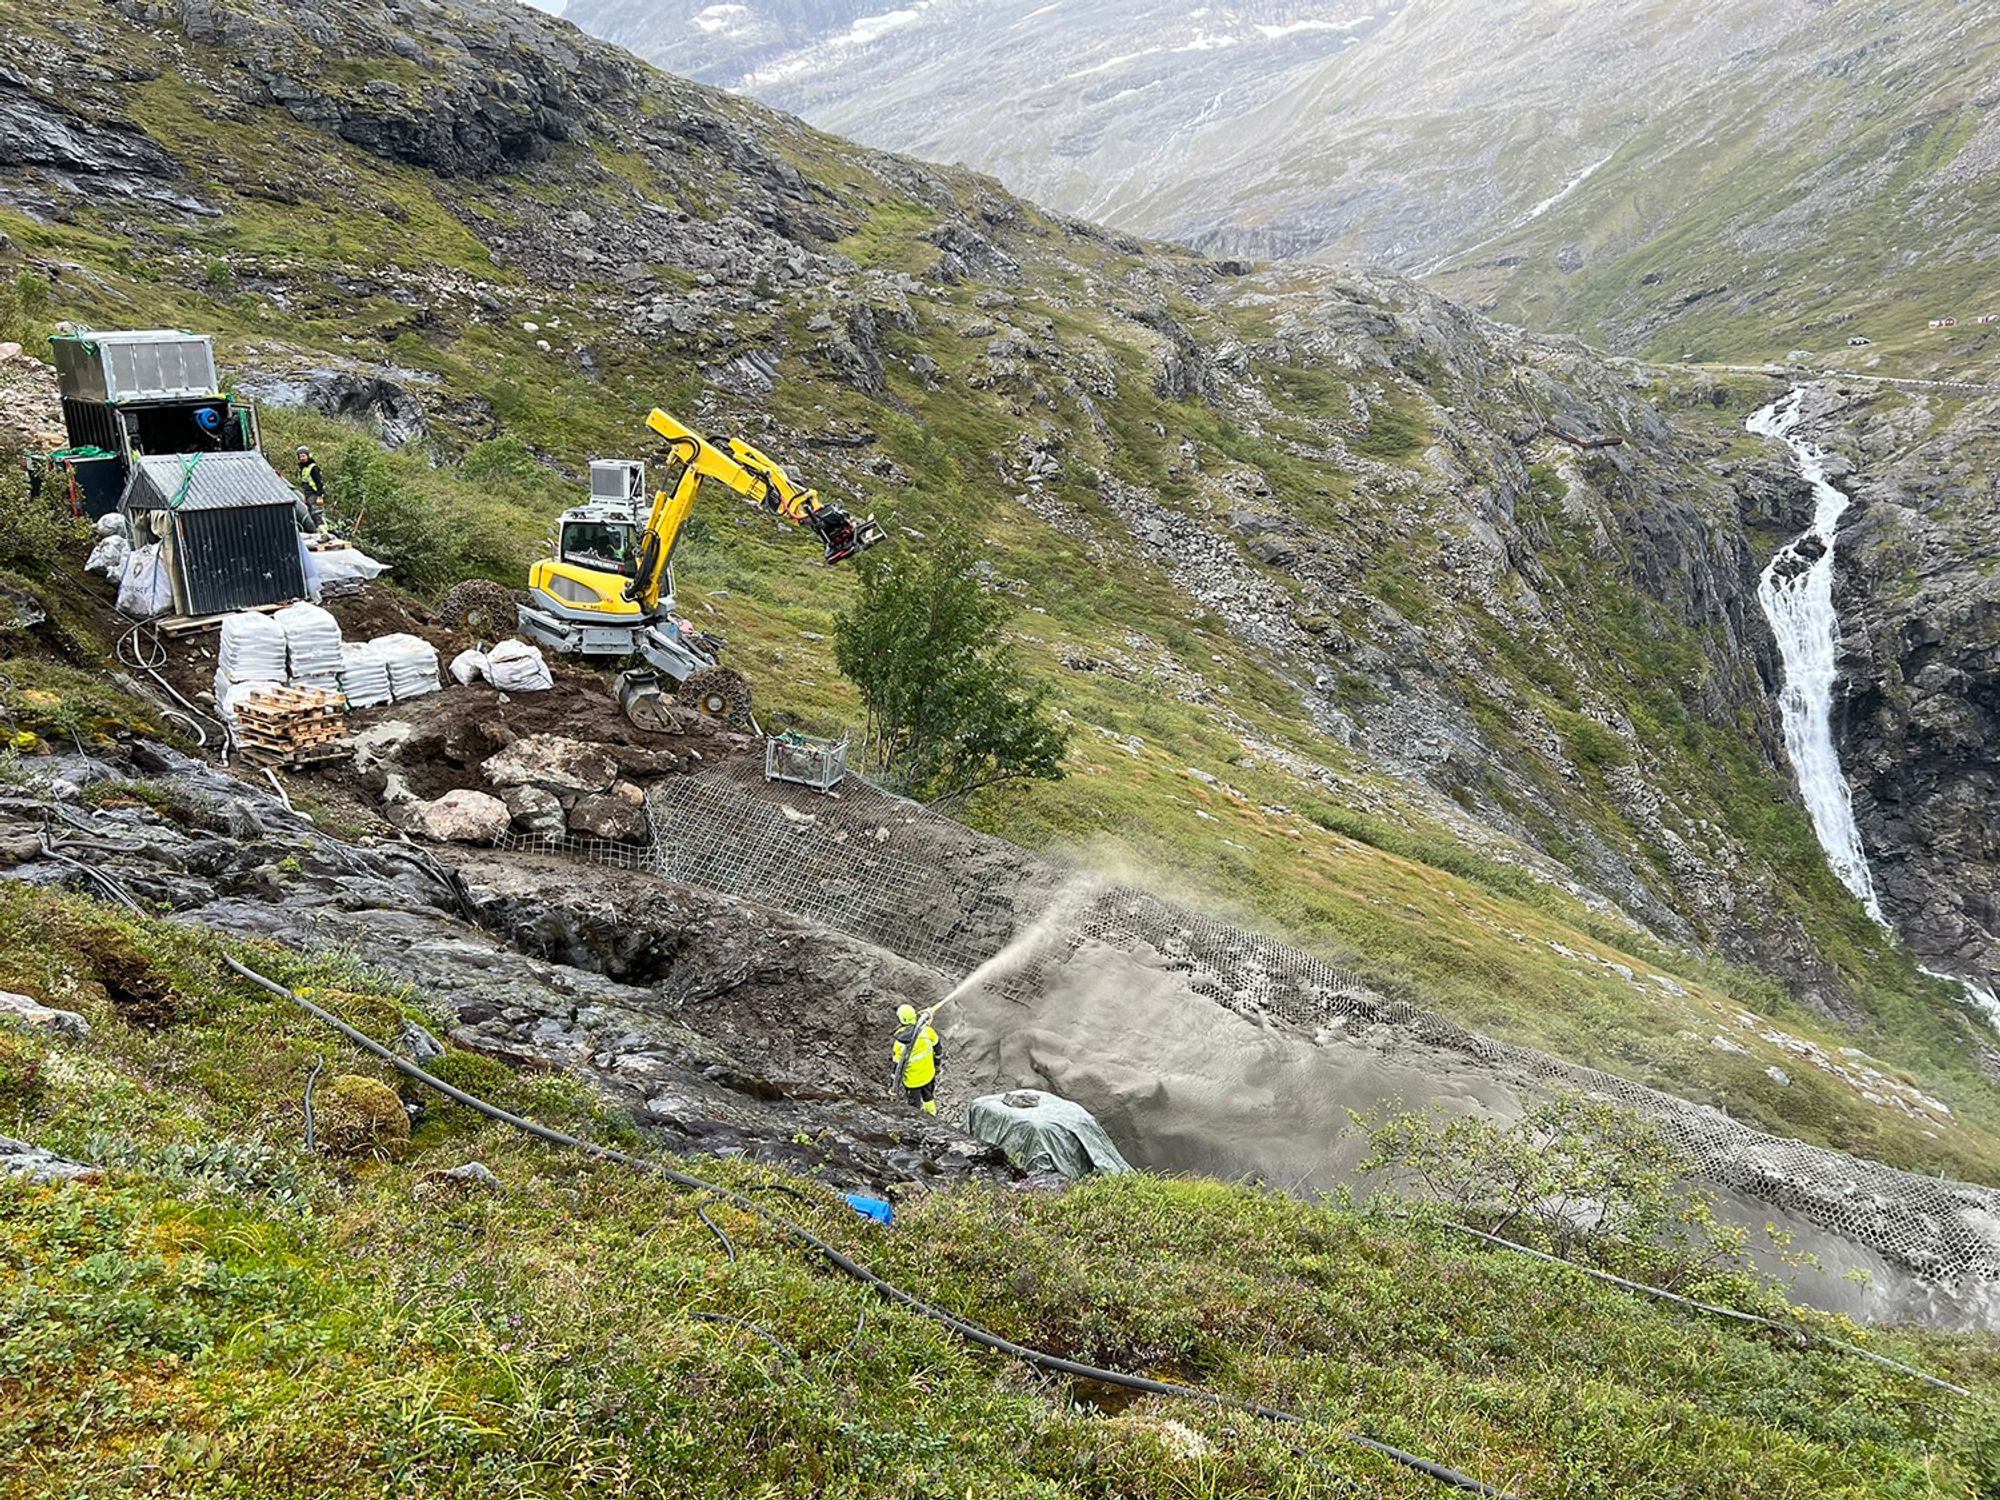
1750 391 2000 1031
1747 390 1887 925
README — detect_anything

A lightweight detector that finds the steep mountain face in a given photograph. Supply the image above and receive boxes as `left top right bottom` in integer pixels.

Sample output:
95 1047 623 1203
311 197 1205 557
1811 386 2000 999
556 0 2000 374
4 0 1998 1170
559 0 1402 228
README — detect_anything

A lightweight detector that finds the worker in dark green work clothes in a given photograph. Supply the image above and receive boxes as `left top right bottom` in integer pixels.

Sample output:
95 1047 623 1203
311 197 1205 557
296 445 327 530
892 1002 942 1116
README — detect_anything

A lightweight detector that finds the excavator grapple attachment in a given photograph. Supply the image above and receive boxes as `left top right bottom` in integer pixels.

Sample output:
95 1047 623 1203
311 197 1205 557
815 508 889 565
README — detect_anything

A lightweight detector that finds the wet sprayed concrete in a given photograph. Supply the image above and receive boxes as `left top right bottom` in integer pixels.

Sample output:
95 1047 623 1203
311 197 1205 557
947 934 2000 1330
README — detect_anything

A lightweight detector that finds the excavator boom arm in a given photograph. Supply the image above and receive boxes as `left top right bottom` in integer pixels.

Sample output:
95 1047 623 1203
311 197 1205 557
627 411 885 608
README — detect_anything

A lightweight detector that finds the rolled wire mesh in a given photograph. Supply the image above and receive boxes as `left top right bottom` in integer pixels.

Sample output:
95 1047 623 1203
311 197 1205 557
642 766 2000 1281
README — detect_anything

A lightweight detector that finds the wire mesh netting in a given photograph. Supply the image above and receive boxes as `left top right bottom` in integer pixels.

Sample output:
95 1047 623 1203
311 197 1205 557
637 763 2000 1282
492 829 656 871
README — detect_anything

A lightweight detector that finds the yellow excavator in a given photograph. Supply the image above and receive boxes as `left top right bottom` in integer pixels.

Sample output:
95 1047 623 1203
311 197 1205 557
498 409 885 729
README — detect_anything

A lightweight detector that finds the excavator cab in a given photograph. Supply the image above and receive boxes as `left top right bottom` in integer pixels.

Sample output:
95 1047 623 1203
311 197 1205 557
558 516 642 578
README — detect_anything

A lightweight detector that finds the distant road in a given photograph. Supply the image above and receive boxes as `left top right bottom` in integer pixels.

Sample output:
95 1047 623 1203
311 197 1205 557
1687 363 2000 399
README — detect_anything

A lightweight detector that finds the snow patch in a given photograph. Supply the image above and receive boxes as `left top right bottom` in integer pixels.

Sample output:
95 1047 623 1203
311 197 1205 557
1525 152 1614 222
742 1 938 85
1255 16 1372 40
691 3 751 36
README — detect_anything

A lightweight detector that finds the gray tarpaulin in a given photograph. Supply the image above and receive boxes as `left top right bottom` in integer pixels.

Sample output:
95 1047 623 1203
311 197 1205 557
966 1090 1131 1180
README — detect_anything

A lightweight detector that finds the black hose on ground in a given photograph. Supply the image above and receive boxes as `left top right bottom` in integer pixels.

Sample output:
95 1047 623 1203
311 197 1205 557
219 953 1518 1497
696 1198 738 1264
303 1056 325 1154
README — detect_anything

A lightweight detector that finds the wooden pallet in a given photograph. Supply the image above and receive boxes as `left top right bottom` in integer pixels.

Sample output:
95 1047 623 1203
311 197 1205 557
156 601 287 637
231 684 350 766
236 684 347 721
235 723 347 754
239 744 352 776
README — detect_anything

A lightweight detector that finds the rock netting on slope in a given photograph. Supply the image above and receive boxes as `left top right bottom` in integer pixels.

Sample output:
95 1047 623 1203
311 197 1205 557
645 762 2000 1294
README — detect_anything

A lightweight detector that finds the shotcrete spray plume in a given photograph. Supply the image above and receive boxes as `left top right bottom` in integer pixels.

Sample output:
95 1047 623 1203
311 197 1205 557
934 875 1105 1015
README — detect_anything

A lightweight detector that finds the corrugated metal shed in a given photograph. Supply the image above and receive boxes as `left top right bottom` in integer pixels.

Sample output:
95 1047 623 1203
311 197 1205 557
127 451 301 512
125 451 306 616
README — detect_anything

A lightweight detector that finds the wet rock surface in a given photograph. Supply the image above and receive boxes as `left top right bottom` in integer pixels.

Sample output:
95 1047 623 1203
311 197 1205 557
1797 386 2000 1002
1 743 1008 1197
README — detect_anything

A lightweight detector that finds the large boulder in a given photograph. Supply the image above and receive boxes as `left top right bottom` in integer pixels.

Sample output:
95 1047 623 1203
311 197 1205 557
481 735 618 797
502 784 566 838
410 789 511 845
0 989 89 1039
568 780 649 843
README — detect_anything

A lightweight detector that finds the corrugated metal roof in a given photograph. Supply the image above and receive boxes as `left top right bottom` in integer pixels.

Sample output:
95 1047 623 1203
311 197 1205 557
127 450 299 512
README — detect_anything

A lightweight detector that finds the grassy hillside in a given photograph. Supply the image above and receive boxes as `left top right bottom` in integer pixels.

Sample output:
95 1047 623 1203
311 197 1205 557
6 882 1999 1498
1 0 1997 1187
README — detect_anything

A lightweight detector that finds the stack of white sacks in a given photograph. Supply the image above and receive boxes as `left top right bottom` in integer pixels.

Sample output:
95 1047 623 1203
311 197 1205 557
212 609 444 726
213 612 290 726
368 633 442 701
276 602 343 690
338 644 394 709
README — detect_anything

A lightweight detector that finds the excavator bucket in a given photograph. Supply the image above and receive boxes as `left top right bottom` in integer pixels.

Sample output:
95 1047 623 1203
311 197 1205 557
616 670 681 733
616 665 756 733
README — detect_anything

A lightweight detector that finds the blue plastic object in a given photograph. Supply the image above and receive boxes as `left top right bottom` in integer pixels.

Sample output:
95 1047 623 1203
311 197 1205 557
844 1193 894 1226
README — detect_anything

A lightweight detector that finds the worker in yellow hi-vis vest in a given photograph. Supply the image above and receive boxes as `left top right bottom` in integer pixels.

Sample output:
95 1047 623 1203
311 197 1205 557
891 1002 942 1116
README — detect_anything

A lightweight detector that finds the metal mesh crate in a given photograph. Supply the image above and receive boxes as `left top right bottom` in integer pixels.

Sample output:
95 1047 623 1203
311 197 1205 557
763 732 848 791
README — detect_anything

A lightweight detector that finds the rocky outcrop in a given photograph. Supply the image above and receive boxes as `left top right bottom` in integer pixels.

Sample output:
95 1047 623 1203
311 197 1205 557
1810 387 2000 993
234 368 429 448
0 65 181 184
118 0 626 179
0 743 1002 1192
